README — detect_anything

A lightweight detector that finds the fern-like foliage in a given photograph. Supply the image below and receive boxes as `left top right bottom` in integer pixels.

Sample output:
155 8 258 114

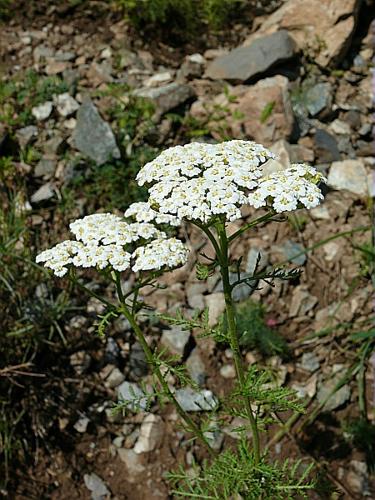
95 307 119 337
168 440 315 499
224 366 304 423
154 347 199 389
158 308 227 343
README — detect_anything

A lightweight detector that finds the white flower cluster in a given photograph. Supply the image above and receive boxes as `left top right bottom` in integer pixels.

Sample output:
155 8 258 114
136 140 275 223
70 213 162 245
132 238 189 272
36 213 189 277
135 141 325 221
248 164 327 213
124 202 181 226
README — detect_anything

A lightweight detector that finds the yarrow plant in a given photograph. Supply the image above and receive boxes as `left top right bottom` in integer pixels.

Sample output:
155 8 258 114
36 140 326 498
36 213 187 276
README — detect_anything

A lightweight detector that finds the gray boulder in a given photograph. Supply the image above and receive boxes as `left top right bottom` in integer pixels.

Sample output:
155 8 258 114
134 82 195 117
205 30 297 82
73 98 120 165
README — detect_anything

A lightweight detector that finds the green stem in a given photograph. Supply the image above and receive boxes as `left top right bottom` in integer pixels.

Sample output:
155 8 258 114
228 212 275 243
114 273 215 456
216 222 261 463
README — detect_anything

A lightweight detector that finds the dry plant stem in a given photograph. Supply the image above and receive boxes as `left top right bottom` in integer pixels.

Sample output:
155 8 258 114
114 273 215 456
216 222 261 464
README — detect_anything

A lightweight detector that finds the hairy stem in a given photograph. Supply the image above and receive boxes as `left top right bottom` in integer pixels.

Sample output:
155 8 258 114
114 273 215 456
216 222 261 463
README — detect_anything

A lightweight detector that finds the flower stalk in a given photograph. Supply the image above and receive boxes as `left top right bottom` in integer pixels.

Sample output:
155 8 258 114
216 221 261 464
114 273 215 456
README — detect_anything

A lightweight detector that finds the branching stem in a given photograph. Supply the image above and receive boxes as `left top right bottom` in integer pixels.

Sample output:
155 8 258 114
228 212 275 243
114 273 215 456
216 221 261 463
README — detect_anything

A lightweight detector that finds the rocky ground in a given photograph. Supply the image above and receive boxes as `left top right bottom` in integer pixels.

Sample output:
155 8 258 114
0 0 374 498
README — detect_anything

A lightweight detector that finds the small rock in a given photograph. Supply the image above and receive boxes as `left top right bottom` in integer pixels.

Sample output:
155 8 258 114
160 326 191 357
134 414 164 454
84 472 110 500
31 101 53 121
279 240 306 266
204 419 224 451
73 98 120 165
134 82 195 118
124 429 140 449
330 119 351 135
269 139 292 168
347 461 370 495
300 352 320 372
87 61 113 85
117 449 145 479
317 372 351 411
33 45 54 62
70 350 91 374
323 241 340 262
30 183 55 203
211 75 294 146
105 337 120 364
327 159 369 196
206 30 297 82
314 129 340 163
117 381 149 411
305 82 332 117
64 118 77 129
175 388 218 412
45 60 68 75
43 134 65 155
74 415 90 433
310 205 331 220
289 286 318 317
55 92 79 116
100 47 112 59
104 367 125 389
205 292 225 326
186 282 206 310
15 125 38 148
55 51 75 62
186 348 207 386
220 364 236 379
129 341 148 379
63 68 80 87
34 158 56 178
144 71 173 87
292 374 317 398
358 123 372 136
112 436 124 448
179 53 206 79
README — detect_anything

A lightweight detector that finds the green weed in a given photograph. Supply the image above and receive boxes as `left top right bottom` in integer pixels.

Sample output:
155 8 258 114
233 300 288 357
260 101 275 124
0 70 68 127
0 0 10 19
115 0 246 36
344 419 375 472
168 440 314 499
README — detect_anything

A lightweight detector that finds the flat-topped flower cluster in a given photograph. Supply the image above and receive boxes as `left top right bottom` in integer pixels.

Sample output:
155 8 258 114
36 140 326 278
135 140 326 223
36 213 188 277
248 164 326 213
